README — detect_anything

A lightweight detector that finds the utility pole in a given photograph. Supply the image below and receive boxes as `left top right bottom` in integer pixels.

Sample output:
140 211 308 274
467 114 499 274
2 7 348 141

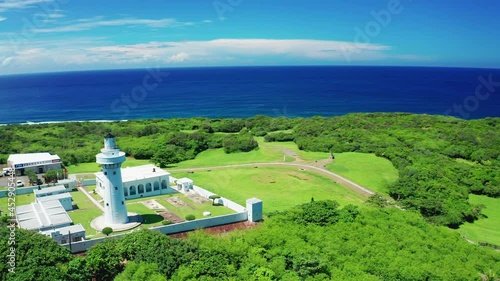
68 230 72 252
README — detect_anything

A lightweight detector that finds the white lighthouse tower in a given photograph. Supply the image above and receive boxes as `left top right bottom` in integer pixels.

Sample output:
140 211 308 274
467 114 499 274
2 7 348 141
96 133 128 225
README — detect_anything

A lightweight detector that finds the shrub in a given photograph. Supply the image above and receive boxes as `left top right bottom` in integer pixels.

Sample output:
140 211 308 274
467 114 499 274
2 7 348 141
162 220 173 225
102 227 113 236
185 214 195 221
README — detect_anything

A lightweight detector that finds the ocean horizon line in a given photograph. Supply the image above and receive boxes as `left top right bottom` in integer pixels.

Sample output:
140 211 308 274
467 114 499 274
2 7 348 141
2 64 500 77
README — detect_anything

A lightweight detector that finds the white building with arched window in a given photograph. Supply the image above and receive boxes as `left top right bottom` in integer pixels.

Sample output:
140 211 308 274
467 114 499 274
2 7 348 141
95 164 174 200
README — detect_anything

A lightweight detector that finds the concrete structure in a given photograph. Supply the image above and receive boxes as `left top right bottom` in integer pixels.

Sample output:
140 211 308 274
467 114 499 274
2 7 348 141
16 200 72 231
96 164 173 200
34 185 67 197
57 179 77 189
37 193 73 211
40 224 86 245
95 133 128 225
7 153 61 176
176 177 194 192
246 198 263 222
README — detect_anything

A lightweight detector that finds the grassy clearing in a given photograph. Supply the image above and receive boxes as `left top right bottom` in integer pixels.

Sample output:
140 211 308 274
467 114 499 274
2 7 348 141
257 139 330 161
64 137 336 171
171 148 283 169
66 157 150 174
458 194 500 246
159 195 234 219
126 203 164 228
325 152 399 194
68 190 103 236
172 138 332 169
0 193 36 215
172 166 365 214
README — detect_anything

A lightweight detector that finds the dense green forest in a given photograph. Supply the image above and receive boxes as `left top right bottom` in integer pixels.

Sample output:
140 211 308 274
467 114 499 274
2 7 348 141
1 201 499 281
0 113 498 228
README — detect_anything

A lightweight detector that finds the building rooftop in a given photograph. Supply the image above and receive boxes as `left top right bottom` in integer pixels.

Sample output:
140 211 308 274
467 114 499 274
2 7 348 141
40 224 85 237
246 198 263 204
34 185 67 197
96 164 170 183
177 177 193 184
36 192 72 202
8 153 60 166
57 179 76 184
16 200 72 231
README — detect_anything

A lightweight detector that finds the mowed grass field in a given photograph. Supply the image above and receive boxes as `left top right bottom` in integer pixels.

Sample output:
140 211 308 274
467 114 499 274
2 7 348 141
0 193 36 216
67 190 103 236
172 138 333 169
172 166 366 214
326 152 399 194
458 194 500 246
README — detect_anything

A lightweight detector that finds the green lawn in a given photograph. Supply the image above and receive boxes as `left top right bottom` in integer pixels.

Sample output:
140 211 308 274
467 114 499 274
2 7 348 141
458 194 500 246
159 196 234 219
126 203 164 228
83 185 102 202
67 190 103 236
171 138 333 169
172 166 366 214
66 157 151 174
256 138 330 161
325 152 399 194
0 193 36 216
126 193 234 223
64 138 334 171
68 207 103 237
171 148 283 169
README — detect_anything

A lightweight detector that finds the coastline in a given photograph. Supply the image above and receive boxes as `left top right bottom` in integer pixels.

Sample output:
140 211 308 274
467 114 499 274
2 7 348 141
0 120 129 126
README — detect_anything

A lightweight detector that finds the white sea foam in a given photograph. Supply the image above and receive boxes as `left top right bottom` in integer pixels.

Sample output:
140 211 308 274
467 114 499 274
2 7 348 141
0 120 129 126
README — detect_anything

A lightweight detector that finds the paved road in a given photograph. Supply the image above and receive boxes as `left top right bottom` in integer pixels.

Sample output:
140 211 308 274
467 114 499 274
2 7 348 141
169 162 375 197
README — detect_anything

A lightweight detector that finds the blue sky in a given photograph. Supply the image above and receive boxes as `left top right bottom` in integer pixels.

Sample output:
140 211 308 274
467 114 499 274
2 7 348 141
0 0 499 74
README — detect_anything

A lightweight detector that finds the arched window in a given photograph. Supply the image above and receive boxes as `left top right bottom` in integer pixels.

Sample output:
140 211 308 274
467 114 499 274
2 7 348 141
146 183 152 193
161 180 168 189
138 184 144 194
130 186 136 195
124 188 128 197
153 181 160 191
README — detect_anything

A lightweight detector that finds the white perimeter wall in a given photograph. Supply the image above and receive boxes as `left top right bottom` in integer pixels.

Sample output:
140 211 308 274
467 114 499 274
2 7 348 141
0 184 71 197
63 212 248 253
61 175 253 253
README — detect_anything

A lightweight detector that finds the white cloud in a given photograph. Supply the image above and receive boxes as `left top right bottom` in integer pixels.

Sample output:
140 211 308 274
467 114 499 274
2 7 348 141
1 56 13 66
0 16 7 21
32 17 205 33
0 38 428 74
168 52 189 62
0 0 52 12
47 12 65 19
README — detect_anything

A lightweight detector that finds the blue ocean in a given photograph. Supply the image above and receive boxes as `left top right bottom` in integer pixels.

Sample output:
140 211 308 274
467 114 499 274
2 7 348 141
0 66 499 124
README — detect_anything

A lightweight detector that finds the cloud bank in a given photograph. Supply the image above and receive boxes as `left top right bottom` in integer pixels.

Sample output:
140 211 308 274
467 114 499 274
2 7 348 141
0 38 429 74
